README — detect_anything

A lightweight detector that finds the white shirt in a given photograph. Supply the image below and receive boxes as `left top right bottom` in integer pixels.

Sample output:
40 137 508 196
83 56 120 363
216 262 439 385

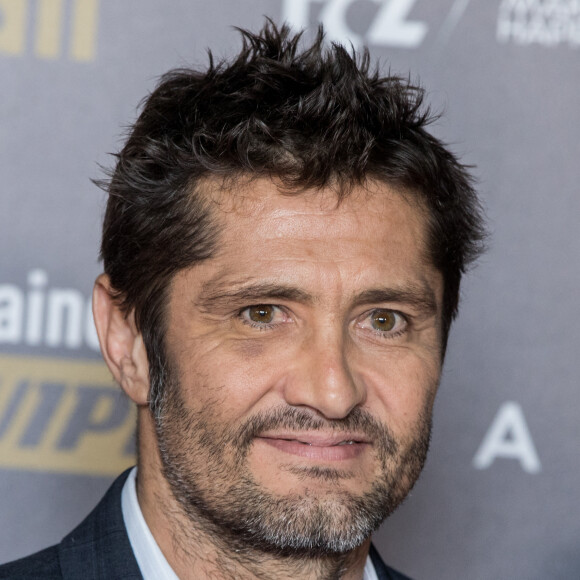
121 467 379 580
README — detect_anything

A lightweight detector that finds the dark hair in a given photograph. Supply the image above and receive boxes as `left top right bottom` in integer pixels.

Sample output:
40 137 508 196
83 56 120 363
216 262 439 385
99 21 485 408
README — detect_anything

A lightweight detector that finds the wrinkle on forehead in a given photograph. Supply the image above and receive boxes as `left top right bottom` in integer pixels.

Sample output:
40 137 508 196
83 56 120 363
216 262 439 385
202 179 429 261
190 179 434 280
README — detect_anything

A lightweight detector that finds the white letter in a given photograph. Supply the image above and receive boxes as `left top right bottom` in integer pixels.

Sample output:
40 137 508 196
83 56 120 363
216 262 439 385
367 0 428 48
473 401 541 473
25 269 47 346
281 0 321 32
0 284 23 343
46 289 84 348
319 0 363 48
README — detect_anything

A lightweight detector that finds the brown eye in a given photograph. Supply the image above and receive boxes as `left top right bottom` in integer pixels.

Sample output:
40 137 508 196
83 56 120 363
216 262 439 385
247 305 275 324
371 310 397 332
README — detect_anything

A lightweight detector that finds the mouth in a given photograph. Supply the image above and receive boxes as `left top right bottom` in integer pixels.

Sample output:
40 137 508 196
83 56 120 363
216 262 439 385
281 438 360 446
255 432 371 461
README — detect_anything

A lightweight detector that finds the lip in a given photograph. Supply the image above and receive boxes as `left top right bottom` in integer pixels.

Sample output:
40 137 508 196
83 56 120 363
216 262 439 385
255 432 371 461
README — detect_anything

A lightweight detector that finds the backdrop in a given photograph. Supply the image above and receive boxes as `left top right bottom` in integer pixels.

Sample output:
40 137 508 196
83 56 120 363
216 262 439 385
1 1 579 578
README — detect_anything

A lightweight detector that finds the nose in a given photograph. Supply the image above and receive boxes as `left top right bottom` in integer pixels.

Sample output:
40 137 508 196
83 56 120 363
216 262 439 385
282 330 366 420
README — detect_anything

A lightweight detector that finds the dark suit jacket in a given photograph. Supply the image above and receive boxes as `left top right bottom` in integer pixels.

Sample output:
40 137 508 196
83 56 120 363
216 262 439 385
0 469 412 579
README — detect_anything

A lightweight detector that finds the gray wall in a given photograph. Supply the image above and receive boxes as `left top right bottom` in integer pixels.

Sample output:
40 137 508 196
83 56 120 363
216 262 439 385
1 1 579 578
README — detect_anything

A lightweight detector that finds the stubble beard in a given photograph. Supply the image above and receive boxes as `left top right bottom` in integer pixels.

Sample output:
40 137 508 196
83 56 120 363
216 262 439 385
152 366 432 559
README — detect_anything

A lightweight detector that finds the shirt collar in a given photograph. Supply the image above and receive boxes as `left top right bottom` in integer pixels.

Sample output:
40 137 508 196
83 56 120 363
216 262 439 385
121 467 180 580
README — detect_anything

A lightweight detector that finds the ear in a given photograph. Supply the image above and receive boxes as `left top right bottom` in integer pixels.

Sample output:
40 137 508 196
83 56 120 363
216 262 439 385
92 274 150 406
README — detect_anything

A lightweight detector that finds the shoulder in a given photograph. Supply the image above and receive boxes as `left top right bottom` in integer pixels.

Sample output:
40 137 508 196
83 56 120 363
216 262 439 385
0 545 62 579
369 543 414 580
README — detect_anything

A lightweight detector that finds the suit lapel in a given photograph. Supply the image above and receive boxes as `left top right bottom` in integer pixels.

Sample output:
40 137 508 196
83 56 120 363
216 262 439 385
369 543 412 580
57 468 143 580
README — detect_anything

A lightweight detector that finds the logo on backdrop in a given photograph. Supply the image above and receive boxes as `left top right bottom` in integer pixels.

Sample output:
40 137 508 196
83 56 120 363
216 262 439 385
0 270 134 476
497 0 580 47
281 0 474 49
0 269 99 352
0 354 135 476
0 0 99 61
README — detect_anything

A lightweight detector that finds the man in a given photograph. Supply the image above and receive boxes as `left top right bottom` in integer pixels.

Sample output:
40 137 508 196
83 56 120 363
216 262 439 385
0 21 485 580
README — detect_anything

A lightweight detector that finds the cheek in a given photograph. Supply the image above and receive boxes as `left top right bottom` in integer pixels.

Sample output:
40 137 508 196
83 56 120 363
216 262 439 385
174 336 288 416
232 338 267 359
358 349 440 436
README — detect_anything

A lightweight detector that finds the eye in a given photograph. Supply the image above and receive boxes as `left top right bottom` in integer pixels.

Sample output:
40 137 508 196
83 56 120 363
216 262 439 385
239 304 289 330
371 310 397 332
357 308 407 338
246 305 275 324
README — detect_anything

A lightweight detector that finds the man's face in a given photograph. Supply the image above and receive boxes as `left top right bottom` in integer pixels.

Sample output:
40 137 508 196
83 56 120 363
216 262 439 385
154 180 443 555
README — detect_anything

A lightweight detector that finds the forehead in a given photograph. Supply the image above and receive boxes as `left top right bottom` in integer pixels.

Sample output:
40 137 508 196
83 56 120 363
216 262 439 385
195 178 439 299
209 178 427 250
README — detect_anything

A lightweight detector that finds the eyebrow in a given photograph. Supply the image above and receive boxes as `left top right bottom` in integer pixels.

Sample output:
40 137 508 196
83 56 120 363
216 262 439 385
195 281 315 311
352 286 438 316
196 279 437 315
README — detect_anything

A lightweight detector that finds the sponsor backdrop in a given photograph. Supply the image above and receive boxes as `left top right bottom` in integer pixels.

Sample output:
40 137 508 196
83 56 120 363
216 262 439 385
1 1 578 578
